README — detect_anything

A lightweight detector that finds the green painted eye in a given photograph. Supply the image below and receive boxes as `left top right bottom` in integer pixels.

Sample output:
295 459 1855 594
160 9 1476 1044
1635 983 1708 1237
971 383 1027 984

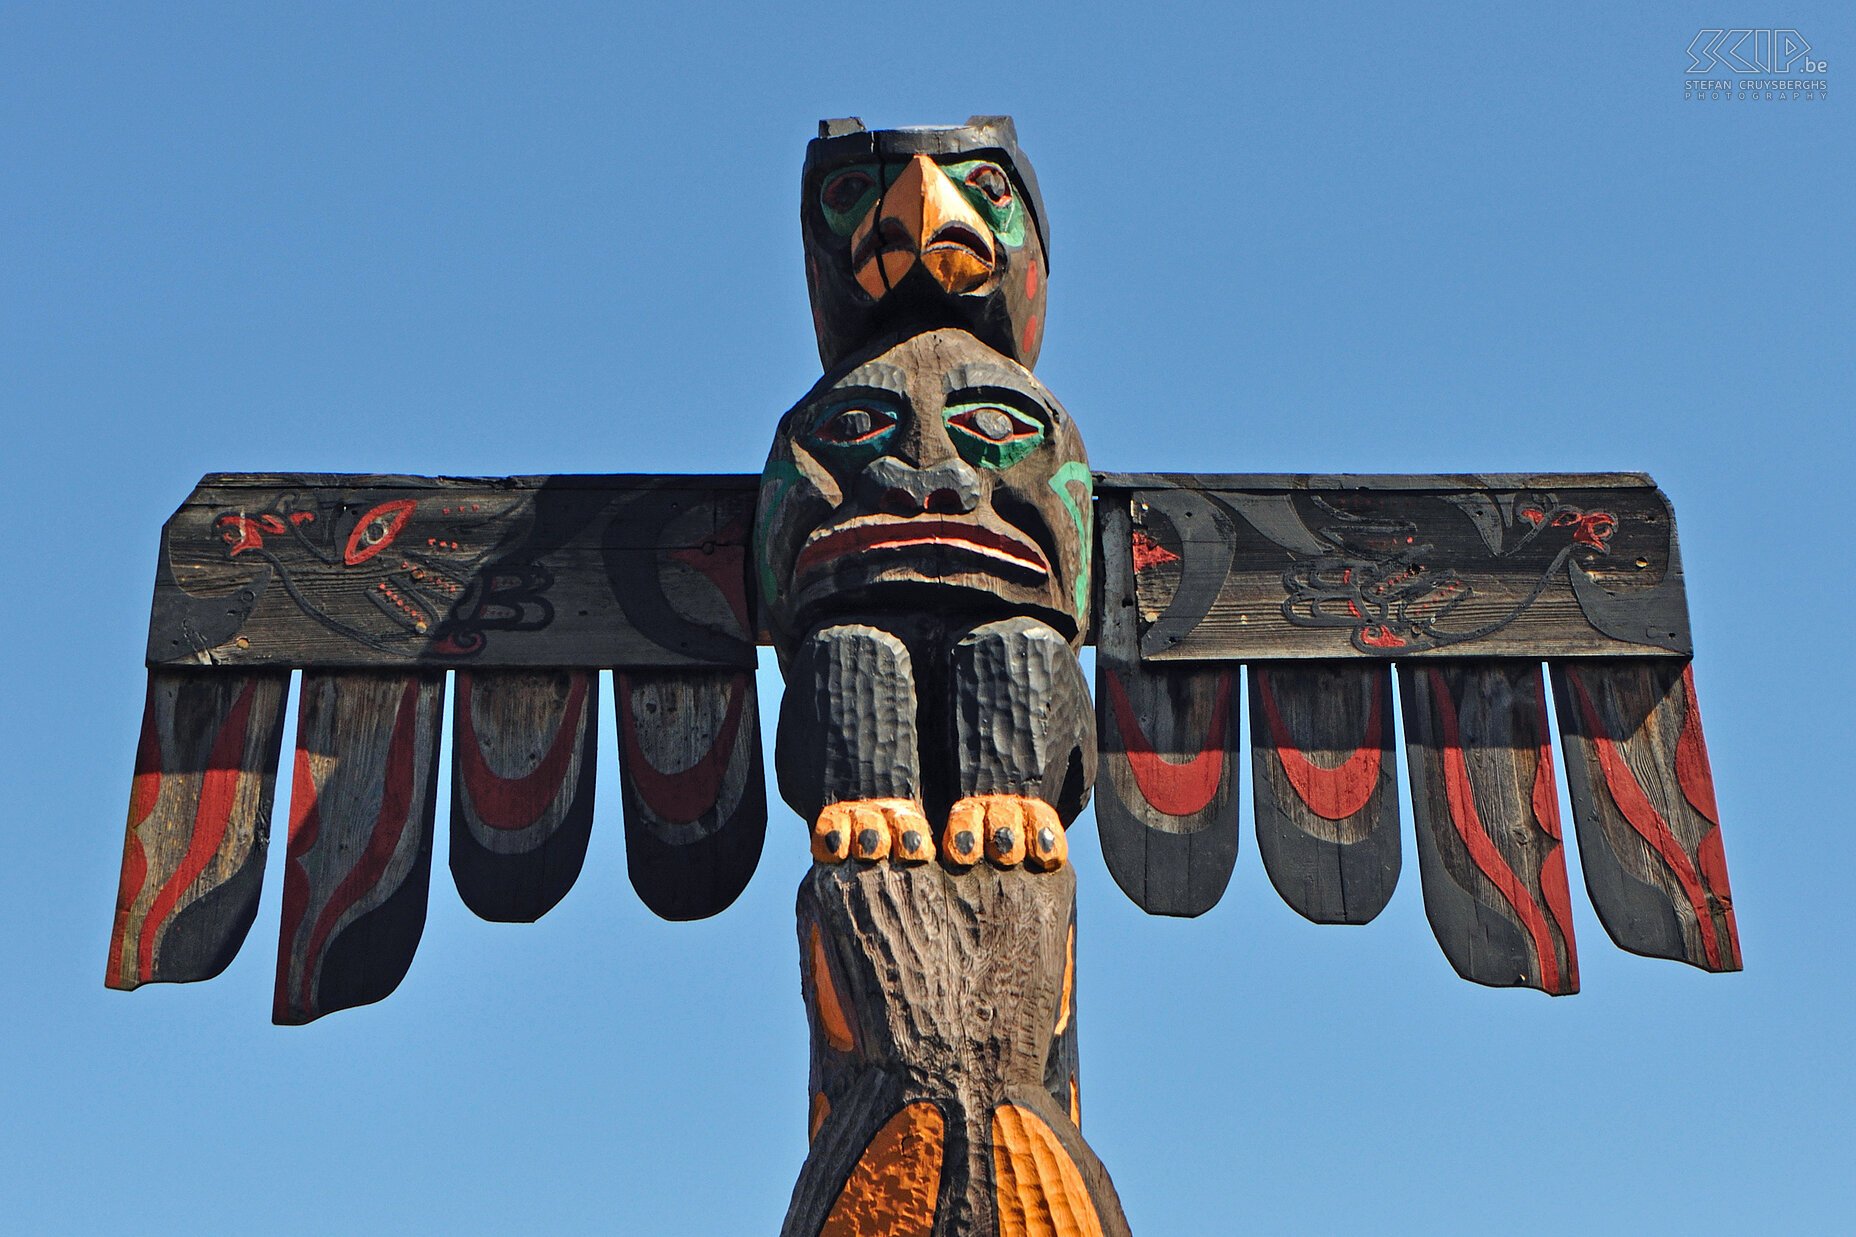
943 159 1025 248
820 164 883 237
945 401 1044 469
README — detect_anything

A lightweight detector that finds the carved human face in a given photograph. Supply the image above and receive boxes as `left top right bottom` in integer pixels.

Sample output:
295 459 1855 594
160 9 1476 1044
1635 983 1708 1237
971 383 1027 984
756 329 1091 655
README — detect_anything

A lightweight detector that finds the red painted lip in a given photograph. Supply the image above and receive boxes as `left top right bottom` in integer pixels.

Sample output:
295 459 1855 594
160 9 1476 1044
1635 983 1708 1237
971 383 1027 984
796 517 1050 579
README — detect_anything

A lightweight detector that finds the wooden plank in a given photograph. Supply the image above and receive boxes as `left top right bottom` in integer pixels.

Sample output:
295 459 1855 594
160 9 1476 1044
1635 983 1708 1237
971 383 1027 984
149 473 757 669
1399 662 1580 994
449 668 598 923
1550 659 1740 971
1102 475 1691 662
1249 662 1400 924
615 668 767 921
106 668 289 989
273 670 444 1024
1092 501 1241 917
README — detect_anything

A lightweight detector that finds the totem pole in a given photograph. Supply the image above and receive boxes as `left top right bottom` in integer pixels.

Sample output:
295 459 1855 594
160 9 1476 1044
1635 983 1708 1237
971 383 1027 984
107 118 1740 1236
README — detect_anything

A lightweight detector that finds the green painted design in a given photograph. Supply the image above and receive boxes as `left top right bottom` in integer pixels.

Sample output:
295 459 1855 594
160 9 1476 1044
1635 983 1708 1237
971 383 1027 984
945 402 1044 471
755 458 803 605
942 158 1025 249
806 400 899 472
819 163 884 237
819 158 1025 248
1048 462 1093 621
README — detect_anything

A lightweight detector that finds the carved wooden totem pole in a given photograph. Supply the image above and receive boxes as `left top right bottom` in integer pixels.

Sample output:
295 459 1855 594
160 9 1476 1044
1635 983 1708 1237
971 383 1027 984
107 117 1741 1236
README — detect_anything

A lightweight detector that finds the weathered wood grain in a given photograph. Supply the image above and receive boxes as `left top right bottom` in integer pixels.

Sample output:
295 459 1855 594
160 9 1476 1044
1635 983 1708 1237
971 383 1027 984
1249 662 1400 924
950 617 1096 870
274 670 444 1024
1102 475 1691 662
1550 659 1740 971
786 863 1129 1237
449 668 598 923
107 668 289 988
1399 662 1580 994
1092 501 1241 917
146 470 1694 669
615 668 767 921
149 473 757 669
777 624 924 825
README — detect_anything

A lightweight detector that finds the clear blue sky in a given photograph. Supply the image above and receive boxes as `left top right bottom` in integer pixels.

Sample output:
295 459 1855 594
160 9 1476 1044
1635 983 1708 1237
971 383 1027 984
5 3 1850 1233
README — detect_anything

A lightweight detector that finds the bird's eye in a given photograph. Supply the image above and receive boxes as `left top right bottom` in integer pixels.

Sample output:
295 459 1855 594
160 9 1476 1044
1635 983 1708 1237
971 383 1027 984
964 164 1012 206
822 170 876 214
343 498 415 565
814 405 896 445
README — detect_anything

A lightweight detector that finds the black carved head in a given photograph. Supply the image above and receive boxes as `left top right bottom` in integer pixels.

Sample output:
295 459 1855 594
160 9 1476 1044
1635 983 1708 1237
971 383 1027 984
802 116 1050 371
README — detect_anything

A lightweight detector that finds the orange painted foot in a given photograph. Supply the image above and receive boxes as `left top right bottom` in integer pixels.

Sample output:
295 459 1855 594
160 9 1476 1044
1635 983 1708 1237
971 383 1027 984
813 799 934 864
944 795 1065 870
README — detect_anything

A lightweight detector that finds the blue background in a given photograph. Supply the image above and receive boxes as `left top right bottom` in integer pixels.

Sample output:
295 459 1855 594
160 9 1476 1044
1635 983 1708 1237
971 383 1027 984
5 3 1850 1233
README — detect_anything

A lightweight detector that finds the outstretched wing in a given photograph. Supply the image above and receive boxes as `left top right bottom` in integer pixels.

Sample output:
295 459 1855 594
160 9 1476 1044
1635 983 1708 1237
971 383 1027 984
1091 472 1738 994
109 473 766 1023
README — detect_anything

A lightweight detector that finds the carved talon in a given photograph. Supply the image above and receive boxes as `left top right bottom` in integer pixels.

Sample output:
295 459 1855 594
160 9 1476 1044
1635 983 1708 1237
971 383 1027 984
1026 811 1068 871
944 795 1064 870
813 799 932 865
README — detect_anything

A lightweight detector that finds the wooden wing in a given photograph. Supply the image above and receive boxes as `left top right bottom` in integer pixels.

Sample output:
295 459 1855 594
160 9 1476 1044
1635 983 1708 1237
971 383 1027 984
109 473 767 1022
1091 473 1739 994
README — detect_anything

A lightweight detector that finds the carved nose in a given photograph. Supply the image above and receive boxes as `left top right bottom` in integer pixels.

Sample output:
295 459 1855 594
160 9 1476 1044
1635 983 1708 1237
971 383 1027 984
860 455 981 516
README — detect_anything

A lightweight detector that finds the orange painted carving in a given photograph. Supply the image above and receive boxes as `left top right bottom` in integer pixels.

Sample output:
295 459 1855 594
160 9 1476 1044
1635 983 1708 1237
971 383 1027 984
809 924 856 1052
821 1102 945 1237
810 1091 831 1143
992 1104 1106 1237
1055 923 1074 1034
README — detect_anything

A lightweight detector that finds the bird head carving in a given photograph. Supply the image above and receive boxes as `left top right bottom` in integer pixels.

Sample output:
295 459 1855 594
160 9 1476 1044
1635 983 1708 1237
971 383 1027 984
756 328 1090 658
802 116 1050 371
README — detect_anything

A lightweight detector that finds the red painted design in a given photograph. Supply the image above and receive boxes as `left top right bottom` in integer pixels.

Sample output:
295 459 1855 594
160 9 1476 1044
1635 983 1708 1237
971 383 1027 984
1551 508 1616 550
136 680 258 982
107 696 163 985
1102 668 1230 818
1256 671 1380 821
1024 262 1038 300
1569 675 1721 971
797 518 1050 578
1129 531 1180 574
1698 829 1740 967
618 674 746 824
1675 666 1720 825
1359 625 1407 649
279 678 423 1015
1020 313 1039 359
216 514 270 555
1529 707 1579 989
1426 669 1565 993
456 673 588 830
668 509 753 635
343 499 416 565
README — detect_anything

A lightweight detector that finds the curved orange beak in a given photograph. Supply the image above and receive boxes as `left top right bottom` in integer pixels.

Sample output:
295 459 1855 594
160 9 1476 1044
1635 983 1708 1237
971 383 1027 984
850 154 998 300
